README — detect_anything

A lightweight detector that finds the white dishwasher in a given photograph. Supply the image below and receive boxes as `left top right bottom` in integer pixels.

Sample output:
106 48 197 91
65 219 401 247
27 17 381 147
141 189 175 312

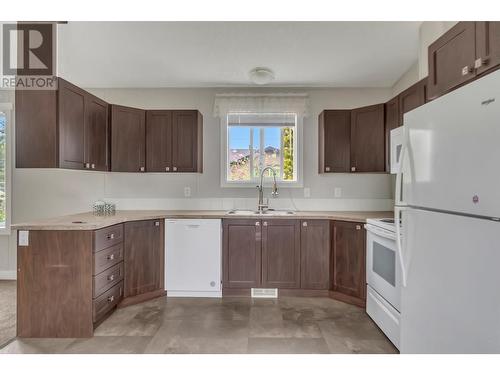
165 219 222 297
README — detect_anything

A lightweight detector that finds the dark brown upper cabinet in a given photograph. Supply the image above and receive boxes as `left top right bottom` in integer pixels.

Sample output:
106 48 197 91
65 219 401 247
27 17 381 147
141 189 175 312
300 220 330 290
428 21 500 100
261 219 300 289
223 219 262 289
428 22 476 100
110 105 146 172
146 110 173 172
123 219 164 298
16 78 110 171
172 110 203 173
350 104 385 173
145 110 203 173
85 94 110 171
318 110 351 173
58 79 86 169
398 78 427 125
384 96 399 172
475 21 500 76
331 220 366 307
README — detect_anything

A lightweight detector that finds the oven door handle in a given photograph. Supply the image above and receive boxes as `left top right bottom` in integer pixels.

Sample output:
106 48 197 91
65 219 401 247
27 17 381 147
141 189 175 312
364 224 396 240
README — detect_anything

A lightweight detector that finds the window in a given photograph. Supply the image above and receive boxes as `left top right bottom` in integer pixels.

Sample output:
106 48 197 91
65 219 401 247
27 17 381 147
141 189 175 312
223 112 301 185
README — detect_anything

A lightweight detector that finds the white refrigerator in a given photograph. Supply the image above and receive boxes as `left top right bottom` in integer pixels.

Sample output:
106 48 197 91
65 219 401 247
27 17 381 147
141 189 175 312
395 69 500 353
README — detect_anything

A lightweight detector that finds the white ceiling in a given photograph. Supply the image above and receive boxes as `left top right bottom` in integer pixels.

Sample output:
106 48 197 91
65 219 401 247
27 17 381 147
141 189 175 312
57 22 421 88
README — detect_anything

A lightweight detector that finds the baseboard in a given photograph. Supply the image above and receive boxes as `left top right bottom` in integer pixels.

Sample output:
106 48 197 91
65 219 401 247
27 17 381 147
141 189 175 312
0 270 16 280
222 288 329 298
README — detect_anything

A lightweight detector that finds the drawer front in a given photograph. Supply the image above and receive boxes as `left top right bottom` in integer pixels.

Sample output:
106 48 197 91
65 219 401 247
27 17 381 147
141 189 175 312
94 224 123 252
93 262 124 298
93 243 123 275
93 281 123 323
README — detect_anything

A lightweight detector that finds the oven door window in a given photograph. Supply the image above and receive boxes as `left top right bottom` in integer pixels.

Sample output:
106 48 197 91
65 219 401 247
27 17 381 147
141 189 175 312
373 241 396 287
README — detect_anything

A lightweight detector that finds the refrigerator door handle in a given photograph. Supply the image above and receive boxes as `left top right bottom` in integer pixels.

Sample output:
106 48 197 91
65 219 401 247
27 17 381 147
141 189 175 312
395 206 408 287
395 141 407 206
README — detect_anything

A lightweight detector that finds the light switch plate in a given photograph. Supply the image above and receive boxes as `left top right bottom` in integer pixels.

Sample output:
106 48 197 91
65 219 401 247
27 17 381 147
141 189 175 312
334 187 342 198
184 187 191 197
303 187 310 198
18 230 29 246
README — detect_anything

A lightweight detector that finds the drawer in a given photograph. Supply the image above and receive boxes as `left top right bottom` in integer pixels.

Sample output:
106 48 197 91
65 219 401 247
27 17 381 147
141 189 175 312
93 243 123 275
93 262 124 298
94 224 123 252
93 281 123 323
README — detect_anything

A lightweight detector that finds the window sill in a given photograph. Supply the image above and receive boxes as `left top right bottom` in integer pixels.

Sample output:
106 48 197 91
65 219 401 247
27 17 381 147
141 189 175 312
221 181 303 188
0 227 11 236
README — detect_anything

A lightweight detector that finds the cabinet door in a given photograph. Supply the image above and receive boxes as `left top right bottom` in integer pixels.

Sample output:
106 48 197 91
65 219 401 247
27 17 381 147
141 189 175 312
399 78 427 125
15 89 58 168
475 21 500 76
332 221 366 302
261 219 300 289
300 220 330 290
318 110 350 173
124 219 164 297
350 104 385 172
111 105 146 172
172 110 202 172
427 22 476 100
146 110 173 172
384 96 399 172
223 219 261 289
58 79 86 170
85 94 109 171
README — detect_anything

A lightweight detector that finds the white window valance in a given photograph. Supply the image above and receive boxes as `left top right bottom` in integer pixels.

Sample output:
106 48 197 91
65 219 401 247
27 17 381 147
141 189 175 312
213 93 310 118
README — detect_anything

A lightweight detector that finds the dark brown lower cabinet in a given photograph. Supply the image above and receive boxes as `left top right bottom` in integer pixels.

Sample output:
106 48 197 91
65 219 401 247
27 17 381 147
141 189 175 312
123 219 165 298
262 219 300 288
331 221 366 307
300 220 330 290
223 219 262 289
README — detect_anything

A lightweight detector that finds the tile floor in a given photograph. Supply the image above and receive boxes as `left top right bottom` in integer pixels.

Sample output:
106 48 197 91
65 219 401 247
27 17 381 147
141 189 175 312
0 296 398 354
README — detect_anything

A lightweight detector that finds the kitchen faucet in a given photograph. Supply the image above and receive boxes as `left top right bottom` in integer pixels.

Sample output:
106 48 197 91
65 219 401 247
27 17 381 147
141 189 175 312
256 166 279 213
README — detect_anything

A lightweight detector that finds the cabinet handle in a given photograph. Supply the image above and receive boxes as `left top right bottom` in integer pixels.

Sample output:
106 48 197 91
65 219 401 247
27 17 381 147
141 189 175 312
165 167 170 172
475 57 490 69
108 295 115 303
154 221 160 226
173 166 177 172
325 166 330 172
255 221 260 226
107 254 115 260
140 166 145 172
263 221 268 226
107 233 115 240
461 65 473 76
351 166 356 172
108 274 115 281
355 225 361 230
91 163 95 169
84 163 90 169
303 221 307 227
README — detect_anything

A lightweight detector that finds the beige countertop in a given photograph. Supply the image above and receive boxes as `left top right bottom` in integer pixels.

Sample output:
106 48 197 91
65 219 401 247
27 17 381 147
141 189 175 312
11 210 394 231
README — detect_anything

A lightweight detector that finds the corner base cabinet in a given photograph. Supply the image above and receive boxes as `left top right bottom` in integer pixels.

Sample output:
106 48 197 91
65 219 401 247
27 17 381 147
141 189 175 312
330 221 366 307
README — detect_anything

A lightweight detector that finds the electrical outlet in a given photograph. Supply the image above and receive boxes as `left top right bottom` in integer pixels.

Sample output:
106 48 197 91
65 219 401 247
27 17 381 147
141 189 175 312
184 187 191 197
304 187 311 198
334 187 342 198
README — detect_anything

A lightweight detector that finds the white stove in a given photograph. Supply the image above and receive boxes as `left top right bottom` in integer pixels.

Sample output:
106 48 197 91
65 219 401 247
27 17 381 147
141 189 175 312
365 216 401 349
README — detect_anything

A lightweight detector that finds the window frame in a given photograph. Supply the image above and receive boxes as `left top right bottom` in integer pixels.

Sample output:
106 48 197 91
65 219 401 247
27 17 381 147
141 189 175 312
0 103 12 235
220 112 303 188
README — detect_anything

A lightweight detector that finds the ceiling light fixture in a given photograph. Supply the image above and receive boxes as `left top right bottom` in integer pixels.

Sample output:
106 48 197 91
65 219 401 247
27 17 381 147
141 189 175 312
249 67 275 85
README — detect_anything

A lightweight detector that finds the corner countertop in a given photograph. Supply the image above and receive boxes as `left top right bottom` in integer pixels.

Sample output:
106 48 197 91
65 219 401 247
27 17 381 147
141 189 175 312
11 210 394 231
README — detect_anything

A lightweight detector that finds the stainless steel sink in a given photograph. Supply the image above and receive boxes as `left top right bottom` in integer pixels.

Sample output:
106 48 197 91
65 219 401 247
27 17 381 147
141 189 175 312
226 209 296 216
